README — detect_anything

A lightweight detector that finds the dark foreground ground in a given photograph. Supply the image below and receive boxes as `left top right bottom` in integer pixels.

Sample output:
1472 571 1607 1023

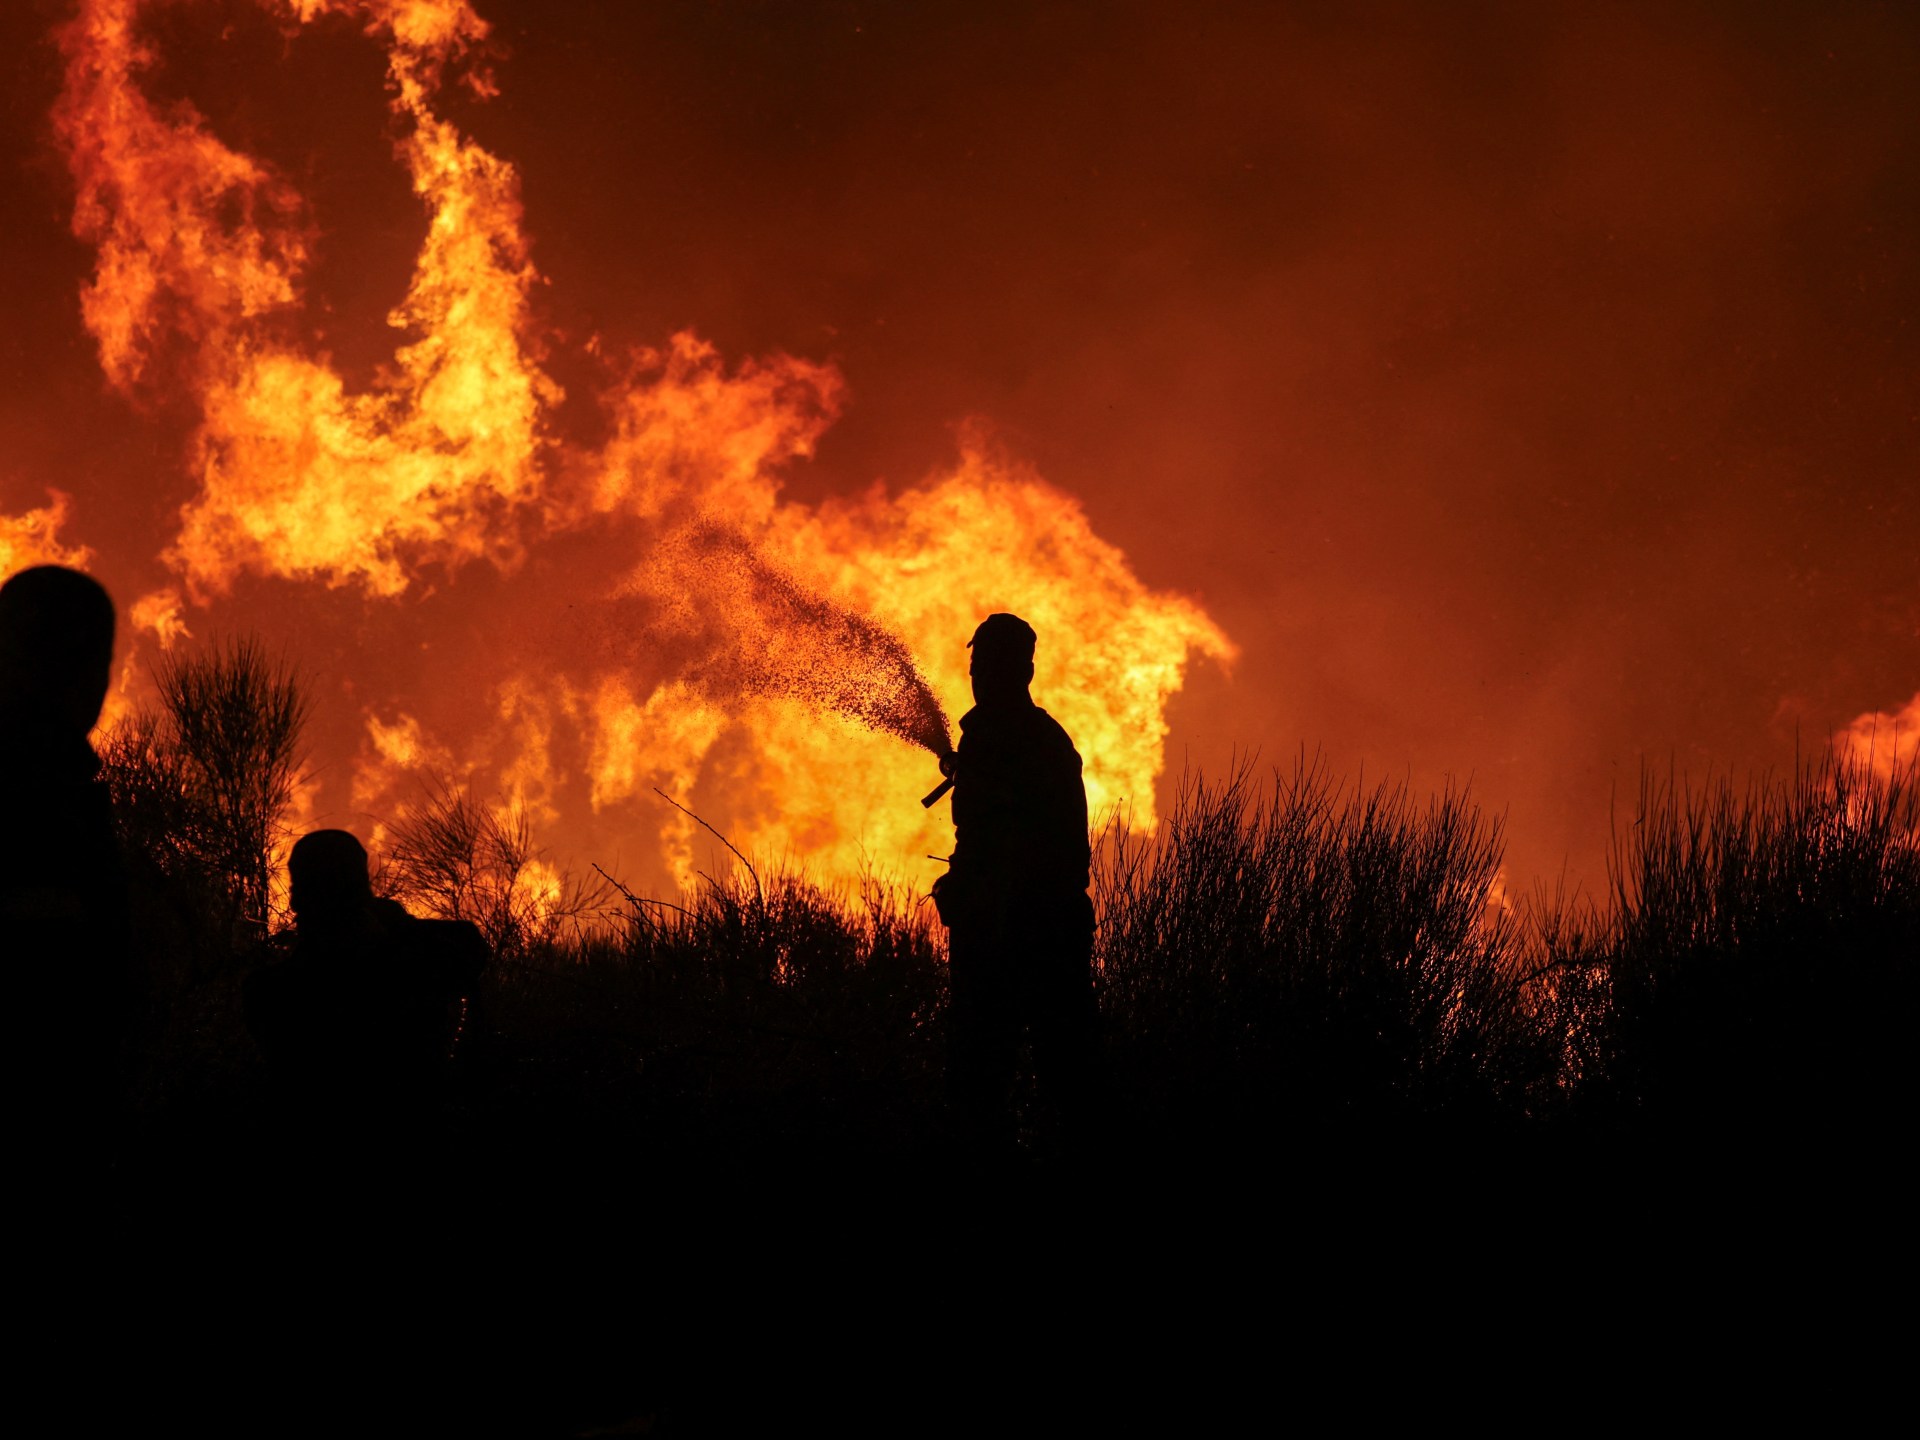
32 1026 1904 1440
46 738 1914 1433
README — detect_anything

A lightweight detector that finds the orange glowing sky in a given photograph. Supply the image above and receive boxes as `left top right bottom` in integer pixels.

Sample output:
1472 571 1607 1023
3 0 1916 899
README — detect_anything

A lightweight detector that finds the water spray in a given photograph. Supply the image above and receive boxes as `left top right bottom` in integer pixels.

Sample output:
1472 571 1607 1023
631 528 964 807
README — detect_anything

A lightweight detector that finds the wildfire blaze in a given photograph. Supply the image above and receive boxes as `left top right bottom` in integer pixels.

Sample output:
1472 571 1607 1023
13 1 1912 903
58 0 554 600
43 0 1233 891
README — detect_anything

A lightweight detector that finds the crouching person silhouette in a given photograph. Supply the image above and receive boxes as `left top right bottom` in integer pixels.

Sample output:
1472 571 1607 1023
0 566 133 1172
932 613 1100 1162
245 830 486 1154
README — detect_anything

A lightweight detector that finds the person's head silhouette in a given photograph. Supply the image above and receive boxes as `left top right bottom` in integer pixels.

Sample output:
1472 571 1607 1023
288 830 375 929
968 612 1036 708
0 565 116 735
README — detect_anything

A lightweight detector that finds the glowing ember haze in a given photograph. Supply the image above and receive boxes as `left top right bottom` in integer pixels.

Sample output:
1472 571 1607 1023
41 0 1231 890
1835 693 1920 788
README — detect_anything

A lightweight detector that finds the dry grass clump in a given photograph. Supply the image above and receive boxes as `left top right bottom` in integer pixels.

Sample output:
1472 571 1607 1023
470 862 948 1161
1095 757 1560 1144
1578 750 1918 1146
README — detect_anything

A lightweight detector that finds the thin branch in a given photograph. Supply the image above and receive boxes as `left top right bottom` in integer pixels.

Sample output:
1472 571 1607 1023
592 862 694 920
653 786 761 907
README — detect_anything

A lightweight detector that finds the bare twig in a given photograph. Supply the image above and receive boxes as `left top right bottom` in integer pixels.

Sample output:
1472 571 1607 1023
592 862 694 921
653 786 762 907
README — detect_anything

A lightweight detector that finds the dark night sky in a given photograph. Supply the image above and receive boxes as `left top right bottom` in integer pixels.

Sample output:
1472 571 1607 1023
4 0 1916 894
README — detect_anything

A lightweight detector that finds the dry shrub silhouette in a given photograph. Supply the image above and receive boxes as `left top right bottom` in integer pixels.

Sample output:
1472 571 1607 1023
102 635 308 932
1564 748 1919 1146
99 636 309 1104
1094 757 1560 1144
380 781 614 959
156 637 308 925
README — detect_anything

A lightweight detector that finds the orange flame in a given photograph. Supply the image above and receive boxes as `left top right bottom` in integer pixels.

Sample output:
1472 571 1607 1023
59 0 553 600
127 589 191 649
54 0 1233 890
0 491 93 582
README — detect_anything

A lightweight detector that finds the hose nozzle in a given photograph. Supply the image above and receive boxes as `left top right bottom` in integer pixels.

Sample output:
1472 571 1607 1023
920 748 956 808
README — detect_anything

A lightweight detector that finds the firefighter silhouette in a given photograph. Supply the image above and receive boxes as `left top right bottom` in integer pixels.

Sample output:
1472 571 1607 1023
0 565 133 1166
932 613 1098 1155
246 830 486 1132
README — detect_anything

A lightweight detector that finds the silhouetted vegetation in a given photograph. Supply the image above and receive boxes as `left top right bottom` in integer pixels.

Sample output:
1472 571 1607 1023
1094 759 1565 1149
470 867 948 1165
380 781 613 958
99 638 308 1111
1541 754 1918 1154
104 639 306 922
94 638 1918 1178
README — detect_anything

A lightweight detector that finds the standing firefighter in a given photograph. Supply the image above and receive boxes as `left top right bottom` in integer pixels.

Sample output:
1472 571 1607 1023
932 612 1098 1157
0 565 133 1168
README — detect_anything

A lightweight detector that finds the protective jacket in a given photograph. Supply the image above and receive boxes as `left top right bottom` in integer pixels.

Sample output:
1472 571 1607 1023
939 694 1099 1153
946 697 1090 916
0 708 128 957
0 705 134 1142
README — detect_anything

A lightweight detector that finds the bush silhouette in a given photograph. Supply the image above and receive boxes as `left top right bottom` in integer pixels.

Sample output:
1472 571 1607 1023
380 781 612 959
103 636 307 934
98 636 308 1107
1095 757 1559 1149
1583 749 1918 1150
